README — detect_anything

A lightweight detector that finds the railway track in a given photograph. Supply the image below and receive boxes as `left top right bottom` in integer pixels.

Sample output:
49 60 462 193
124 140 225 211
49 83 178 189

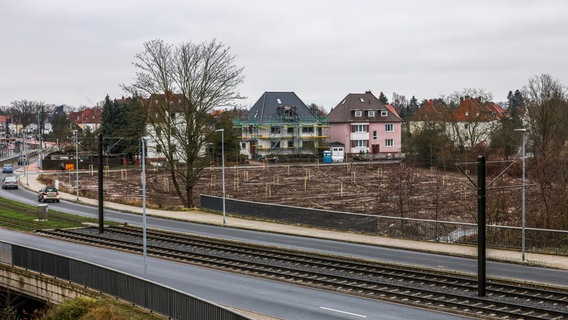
37 226 568 320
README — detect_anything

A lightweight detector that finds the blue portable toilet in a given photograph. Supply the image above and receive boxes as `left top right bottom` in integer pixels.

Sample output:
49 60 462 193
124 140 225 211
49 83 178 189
323 150 332 163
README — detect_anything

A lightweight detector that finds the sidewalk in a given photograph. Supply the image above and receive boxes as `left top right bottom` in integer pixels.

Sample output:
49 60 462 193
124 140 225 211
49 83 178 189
17 164 568 271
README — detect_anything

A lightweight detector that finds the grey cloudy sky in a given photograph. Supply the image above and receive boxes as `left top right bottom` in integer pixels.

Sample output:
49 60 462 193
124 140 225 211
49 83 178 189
1 0 567 111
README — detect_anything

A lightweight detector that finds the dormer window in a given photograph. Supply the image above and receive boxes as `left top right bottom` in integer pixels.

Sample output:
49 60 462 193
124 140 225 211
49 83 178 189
354 110 362 117
380 110 388 117
368 110 375 117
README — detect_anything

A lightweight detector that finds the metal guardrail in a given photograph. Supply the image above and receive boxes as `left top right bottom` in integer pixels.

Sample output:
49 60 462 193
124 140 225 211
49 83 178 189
0 241 252 320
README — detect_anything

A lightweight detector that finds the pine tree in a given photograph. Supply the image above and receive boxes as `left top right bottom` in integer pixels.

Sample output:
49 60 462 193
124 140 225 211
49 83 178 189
378 91 389 104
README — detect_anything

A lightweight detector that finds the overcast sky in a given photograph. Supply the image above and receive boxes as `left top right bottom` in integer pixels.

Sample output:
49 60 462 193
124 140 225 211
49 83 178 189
1 0 567 111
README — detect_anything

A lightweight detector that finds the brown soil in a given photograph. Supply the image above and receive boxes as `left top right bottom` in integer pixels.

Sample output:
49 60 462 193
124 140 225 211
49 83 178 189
39 161 511 224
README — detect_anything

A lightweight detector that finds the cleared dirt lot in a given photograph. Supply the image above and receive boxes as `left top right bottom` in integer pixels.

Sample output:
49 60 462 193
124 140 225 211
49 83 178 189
41 160 509 224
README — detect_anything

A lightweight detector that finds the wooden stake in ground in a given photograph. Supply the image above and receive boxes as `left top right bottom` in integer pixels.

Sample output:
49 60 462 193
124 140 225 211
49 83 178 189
163 178 169 192
265 183 272 197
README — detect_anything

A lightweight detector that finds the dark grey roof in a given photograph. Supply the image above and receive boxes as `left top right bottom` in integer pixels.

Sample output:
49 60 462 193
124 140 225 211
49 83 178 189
328 91 402 123
46 105 66 123
243 92 318 122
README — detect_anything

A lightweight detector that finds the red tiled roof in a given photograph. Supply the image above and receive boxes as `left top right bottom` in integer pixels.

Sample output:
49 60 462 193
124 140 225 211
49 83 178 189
411 99 449 121
413 98 504 123
451 98 503 122
68 107 102 125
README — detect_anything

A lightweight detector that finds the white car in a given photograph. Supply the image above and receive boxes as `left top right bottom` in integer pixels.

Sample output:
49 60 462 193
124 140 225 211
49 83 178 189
2 176 18 189
38 187 60 202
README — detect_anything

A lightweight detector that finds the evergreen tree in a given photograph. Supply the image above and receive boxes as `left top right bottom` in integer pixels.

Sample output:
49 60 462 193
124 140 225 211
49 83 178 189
408 96 419 114
101 95 128 154
378 91 389 104
508 89 524 119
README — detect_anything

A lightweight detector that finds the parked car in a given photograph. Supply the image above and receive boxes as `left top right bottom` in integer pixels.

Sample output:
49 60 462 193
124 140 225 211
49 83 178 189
38 187 60 202
2 164 13 173
2 176 18 189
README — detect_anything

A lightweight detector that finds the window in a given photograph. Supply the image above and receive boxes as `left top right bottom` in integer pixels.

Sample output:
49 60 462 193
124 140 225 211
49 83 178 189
380 110 388 117
302 140 314 149
271 126 281 134
170 112 176 120
354 110 362 117
368 110 375 117
359 97 365 103
270 141 280 149
287 127 294 134
276 98 282 104
352 124 368 133
241 142 247 150
302 127 314 133
354 140 368 148
156 145 162 153
385 139 393 147
373 130 377 140
385 123 394 132
287 140 294 148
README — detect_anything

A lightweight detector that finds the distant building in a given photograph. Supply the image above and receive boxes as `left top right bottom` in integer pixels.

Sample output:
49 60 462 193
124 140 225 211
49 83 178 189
234 91 328 160
68 107 102 132
0 115 10 145
328 141 345 162
410 97 505 150
328 91 403 159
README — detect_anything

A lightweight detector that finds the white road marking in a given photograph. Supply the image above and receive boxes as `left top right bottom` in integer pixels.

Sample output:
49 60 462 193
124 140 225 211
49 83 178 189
320 306 367 318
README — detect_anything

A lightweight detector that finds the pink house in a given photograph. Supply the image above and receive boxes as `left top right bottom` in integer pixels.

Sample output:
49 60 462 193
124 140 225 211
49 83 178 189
328 91 403 159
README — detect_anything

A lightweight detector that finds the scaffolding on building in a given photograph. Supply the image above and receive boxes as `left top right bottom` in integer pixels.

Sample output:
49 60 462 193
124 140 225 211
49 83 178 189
234 116 329 159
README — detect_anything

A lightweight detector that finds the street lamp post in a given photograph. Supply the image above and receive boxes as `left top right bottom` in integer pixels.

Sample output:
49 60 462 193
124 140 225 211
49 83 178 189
37 111 42 169
141 137 149 275
514 128 527 261
215 129 226 225
73 130 79 200
23 130 28 186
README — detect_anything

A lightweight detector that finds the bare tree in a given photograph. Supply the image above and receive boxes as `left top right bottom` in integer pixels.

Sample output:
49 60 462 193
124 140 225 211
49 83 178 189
10 100 47 134
125 39 244 207
390 92 407 114
523 74 568 229
441 88 493 108
524 74 568 161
